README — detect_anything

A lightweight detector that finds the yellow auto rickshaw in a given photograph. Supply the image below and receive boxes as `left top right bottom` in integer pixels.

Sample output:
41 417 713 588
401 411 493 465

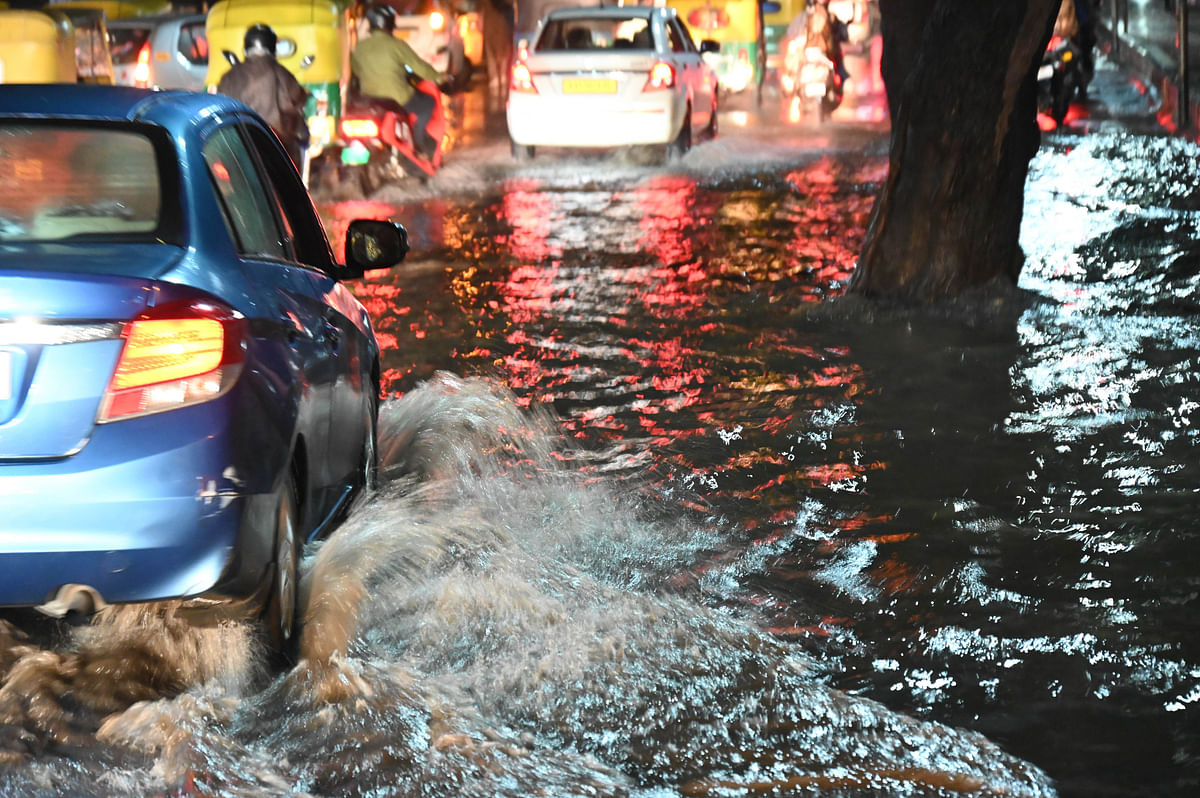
47 0 172 20
59 8 116 84
0 7 116 85
668 0 780 103
206 0 356 167
0 10 76 84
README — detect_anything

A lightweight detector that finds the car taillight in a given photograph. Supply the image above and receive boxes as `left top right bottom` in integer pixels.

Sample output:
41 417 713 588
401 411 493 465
643 60 675 91
341 116 381 139
134 41 151 88
430 10 445 30
98 300 245 422
511 62 536 93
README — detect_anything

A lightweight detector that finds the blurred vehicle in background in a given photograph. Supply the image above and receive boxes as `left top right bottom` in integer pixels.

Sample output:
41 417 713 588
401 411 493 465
507 4 719 162
762 0 803 83
109 13 208 90
0 83 409 660
339 65 447 191
779 37 842 120
47 0 173 19
60 7 117 83
666 0 778 104
0 8 78 84
386 0 473 91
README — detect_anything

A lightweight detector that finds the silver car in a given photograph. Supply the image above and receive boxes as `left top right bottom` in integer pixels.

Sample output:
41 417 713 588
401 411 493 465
109 13 208 92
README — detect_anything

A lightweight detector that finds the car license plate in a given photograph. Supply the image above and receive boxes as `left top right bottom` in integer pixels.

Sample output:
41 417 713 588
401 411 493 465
0 350 11 401
562 78 617 94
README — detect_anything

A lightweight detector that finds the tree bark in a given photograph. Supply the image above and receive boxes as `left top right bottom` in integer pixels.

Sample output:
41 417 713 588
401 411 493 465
848 0 1061 300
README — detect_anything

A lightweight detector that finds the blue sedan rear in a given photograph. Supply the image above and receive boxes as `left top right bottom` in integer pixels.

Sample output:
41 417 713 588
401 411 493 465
0 85 408 657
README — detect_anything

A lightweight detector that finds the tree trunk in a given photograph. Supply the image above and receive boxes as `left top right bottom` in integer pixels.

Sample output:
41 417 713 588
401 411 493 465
848 0 1061 300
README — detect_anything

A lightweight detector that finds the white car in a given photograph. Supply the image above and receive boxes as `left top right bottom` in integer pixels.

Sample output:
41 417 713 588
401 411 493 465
506 5 720 161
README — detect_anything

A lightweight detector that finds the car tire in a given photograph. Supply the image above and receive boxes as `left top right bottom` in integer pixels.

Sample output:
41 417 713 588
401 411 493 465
262 473 300 664
512 140 535 161
704 97 719 140
666 109 691 161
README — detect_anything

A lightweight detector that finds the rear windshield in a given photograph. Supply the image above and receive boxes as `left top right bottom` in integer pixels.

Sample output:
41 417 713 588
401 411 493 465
109 26 152 66
536 16 656 52
0 124 164 243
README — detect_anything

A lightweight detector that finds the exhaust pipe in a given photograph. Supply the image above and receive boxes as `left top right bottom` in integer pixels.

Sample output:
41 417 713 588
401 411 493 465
34 584 109 619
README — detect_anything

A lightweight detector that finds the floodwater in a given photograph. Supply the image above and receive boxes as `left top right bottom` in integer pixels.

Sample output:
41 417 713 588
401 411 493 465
2 61 1198 797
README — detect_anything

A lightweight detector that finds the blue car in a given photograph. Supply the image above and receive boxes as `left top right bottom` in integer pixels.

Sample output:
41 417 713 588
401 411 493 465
0 85 408 657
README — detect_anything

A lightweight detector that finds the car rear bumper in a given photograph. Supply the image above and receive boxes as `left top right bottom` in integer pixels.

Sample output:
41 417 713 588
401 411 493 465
507 93 683 148
0 392 282 614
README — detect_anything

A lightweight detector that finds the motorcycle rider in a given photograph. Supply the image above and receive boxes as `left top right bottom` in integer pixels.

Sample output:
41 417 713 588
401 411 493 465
803 0 849 86
216 24 309 166
351 4 444 161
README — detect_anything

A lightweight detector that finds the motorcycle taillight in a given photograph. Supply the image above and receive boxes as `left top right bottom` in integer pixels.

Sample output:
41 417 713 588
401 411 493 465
341 117 381 139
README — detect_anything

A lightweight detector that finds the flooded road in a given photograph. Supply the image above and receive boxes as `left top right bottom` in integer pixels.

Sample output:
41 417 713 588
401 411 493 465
2 57 1197 797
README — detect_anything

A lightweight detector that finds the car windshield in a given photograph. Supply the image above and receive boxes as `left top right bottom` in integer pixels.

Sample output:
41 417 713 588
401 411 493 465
536 16 655 52
0 124 162 243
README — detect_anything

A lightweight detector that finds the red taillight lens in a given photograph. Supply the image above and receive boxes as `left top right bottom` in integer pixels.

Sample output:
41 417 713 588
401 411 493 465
99 301 244 422
341 116 381 139
644 60 675 91
1047 35 1064 51
511 61 536 93
134 42 151 87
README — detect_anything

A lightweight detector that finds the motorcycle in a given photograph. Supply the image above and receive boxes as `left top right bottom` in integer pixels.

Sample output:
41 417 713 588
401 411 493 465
337 67 446 195
782 41 843 122
1037 34 1090 126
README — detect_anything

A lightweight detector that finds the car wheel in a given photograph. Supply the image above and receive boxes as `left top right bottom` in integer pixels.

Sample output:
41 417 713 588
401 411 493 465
512 140 535 162
666 109 691 161
704 97 719 140
262 473 300 663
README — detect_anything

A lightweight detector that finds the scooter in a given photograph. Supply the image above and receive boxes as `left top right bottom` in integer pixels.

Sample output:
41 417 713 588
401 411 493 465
338 67 446 195
1037 34 1090 126
783 42 843 122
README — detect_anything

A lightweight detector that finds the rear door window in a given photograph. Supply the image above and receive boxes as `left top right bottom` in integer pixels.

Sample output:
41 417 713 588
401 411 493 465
202 125 288 260
178 20 208 65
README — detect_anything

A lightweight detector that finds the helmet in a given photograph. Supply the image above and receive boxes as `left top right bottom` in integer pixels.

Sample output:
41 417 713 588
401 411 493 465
365 4 395 33
243 24 278 56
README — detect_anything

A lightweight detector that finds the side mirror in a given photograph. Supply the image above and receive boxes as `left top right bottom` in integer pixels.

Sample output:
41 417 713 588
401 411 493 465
343 219 409 278
699 39 720 55
222 49 240 66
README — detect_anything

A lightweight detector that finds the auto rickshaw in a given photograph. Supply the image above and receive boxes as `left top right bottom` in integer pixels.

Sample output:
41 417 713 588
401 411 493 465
667 0 779 104
59 8 116 83
46 0 172 19
206 0 356 179
0 9 76 84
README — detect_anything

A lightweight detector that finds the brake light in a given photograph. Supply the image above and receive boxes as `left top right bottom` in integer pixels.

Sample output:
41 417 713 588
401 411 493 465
134 41 151 87
511 61 536 93
341 116 381 139
430 10 445 30
644 60 675 91
99 300 245 422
